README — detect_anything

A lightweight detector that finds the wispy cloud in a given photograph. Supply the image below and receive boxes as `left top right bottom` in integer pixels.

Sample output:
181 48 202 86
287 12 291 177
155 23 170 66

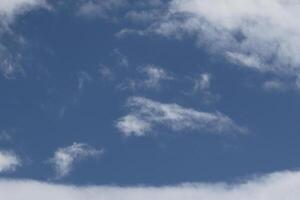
112 49 129 67
117 65 173 91
141 65 173 89
77 71 92 92
0 0 47 79
193 73 211 92
158 0 300 75
123 0 300 87
77 0 127 20
49 143 103 179
262 79 287 92
99 64 114 81
190 73 220 104
0 151 21 173
1 170 300 199
117 96 245 136
76 0 165 22
0 130 12 142
0 0 47 21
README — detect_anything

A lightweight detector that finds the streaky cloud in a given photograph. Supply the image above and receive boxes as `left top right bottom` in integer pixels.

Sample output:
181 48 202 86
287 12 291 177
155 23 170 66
117 96 246 136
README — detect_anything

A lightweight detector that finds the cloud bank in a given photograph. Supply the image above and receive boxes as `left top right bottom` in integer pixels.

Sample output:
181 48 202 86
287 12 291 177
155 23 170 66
117 97 245 136
1 170 300 199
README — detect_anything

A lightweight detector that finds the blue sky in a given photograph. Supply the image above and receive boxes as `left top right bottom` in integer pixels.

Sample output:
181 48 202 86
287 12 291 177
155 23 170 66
1 0 300 199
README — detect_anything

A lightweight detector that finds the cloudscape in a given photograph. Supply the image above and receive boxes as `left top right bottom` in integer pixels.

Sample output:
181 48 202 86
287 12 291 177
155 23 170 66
1 0 300 199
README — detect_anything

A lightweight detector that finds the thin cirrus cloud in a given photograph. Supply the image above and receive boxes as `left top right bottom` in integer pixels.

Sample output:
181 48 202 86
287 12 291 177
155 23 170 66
116 96 245 136
1 170 300 199
48 143 103 179
0 151 21 173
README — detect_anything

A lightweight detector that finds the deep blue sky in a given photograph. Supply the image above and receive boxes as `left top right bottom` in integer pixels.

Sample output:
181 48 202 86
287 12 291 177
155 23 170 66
1 0 300 188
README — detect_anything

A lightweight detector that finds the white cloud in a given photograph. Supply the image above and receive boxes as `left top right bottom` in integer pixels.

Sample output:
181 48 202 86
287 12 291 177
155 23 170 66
193 73 211 92
190 73 219 104
49 143 103 179
0 151 21 173
117 96 245 136
226 52 264 71
115 65 173 91
263 80 287 92
141 0 300 83
1 170 300 199
0 0 46 20
77 0 127 19
141 65 173 89
116 114 151 137
0 0 47 79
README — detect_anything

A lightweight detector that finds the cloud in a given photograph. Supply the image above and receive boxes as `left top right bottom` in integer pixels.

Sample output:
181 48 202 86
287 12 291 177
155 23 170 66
262 80 287 92
116 65 173 91
112 49 129 67
193 73 211 92
0 0 47 79
0 0 46 21
117 96 245 136
141 65 173 89
131 0 300 85
77 0 127 19
116 114 152 137
77 71 92 92
1 170 300 199
77 0 165 21
49 143 103 179
0 130 12 142
190 73 220 104
0 151 21 173
99 64 114 81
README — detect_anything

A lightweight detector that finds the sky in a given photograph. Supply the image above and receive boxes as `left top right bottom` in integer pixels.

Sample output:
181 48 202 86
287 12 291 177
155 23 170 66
1 0 300 199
